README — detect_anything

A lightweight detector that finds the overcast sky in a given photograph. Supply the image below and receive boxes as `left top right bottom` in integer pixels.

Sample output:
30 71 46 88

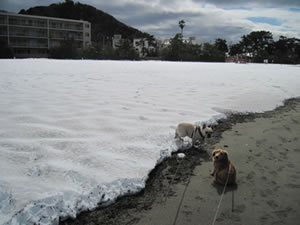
1 0 300 42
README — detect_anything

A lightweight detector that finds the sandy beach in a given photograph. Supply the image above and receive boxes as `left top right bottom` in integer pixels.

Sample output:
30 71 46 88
62 98 300 225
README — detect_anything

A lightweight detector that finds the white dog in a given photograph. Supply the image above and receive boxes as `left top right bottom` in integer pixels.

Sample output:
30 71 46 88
175 122 213 147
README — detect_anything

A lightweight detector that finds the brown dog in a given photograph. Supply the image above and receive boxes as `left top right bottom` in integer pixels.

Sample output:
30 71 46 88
211 149 236 185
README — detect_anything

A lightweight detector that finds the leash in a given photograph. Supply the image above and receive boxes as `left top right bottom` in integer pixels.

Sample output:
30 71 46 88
172 164 232 225
191 126 205 140
232 187 234 212
166 158 234 225
163 157 184 203
211 163 232 225
172 174 191 225
162 153 188 225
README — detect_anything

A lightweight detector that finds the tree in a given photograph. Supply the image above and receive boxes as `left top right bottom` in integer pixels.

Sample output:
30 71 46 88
229 43 242 56
168 33 184 61
178 20 185 36
200 42 225 62
239 31 274 62
160 33 183 61
273 36 300 64
214 38 228 61
180 42 202 61
79 42 104 59
146 35 158 57
115 39 139 60
160 33 228 62
215 38 228 53
49 39 79 59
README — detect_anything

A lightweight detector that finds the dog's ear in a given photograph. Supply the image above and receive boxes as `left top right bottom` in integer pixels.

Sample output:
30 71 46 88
202 124 206 129
212 149 218 156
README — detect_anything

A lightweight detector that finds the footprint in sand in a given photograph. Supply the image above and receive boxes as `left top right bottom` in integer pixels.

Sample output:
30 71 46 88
285 183 300 189
195 196 205 201
275 207 294 219
267 200 279 209
260 176 268 181
279 151 288 159
255 139 267 147
260 214 272 224
246 171 256 180
291 118 299 124
182 210 192 216
292 137 298 141
235 204 246 214
255 152 262 157
283 125 292 132
260 189 273 198
269 170 278 176
277 135 287 143
246 155 255 163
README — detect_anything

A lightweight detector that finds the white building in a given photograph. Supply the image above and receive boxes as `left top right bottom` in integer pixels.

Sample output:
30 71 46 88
133 38 149 57
112 34 122 49
0 12 91 58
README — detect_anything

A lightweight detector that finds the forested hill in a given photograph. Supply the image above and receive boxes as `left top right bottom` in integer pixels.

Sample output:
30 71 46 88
19 0 152 42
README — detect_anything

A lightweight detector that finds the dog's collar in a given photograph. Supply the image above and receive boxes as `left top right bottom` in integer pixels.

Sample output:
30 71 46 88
191 125 205 140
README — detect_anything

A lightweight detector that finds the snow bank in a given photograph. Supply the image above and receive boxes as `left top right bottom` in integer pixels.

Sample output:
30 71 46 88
0 59 299 224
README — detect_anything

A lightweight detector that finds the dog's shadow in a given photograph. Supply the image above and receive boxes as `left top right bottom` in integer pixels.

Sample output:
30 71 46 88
212 182 238 195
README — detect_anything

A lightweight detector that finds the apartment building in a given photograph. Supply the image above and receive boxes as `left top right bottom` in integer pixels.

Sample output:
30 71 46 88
0 12 91 58
112 34 122 49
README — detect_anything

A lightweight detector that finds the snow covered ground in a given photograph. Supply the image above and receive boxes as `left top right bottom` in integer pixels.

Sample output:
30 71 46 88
0 59 299 225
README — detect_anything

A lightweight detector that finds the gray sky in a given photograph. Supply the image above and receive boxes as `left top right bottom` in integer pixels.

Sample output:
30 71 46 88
1 0 300 42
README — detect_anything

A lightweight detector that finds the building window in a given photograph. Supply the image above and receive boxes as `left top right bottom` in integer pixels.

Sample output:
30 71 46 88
0 27 7 35
0 16 7 24
85 24 89 28
85 32 89 37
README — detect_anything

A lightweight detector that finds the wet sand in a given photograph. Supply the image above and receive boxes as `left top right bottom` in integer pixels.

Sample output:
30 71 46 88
62 98 300 225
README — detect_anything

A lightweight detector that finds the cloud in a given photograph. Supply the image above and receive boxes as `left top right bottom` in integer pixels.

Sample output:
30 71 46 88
91 0 300 41
0 0 56 13
1 0 299 42
194 0 300 8
247 17 282 26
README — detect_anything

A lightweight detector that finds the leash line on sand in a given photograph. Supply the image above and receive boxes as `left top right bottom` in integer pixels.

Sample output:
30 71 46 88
232 189 234 212
211 164 231 225
172 175 191 225
164 158 183 203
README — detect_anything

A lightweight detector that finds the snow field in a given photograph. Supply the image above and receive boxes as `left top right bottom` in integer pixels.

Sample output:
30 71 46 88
0 59 299 224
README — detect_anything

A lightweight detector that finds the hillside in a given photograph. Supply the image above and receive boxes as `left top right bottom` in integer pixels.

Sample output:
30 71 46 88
19 0 152 43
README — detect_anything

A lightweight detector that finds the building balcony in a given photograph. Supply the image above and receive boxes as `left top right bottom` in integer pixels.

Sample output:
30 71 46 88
8 24 48 29
9 34 48 39
10 44 48 48
49 36 83 41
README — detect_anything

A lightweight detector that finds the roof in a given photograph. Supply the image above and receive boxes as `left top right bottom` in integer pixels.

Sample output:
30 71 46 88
0 11 90 24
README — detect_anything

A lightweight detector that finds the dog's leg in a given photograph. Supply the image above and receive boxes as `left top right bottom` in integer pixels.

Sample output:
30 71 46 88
210 168 215 176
